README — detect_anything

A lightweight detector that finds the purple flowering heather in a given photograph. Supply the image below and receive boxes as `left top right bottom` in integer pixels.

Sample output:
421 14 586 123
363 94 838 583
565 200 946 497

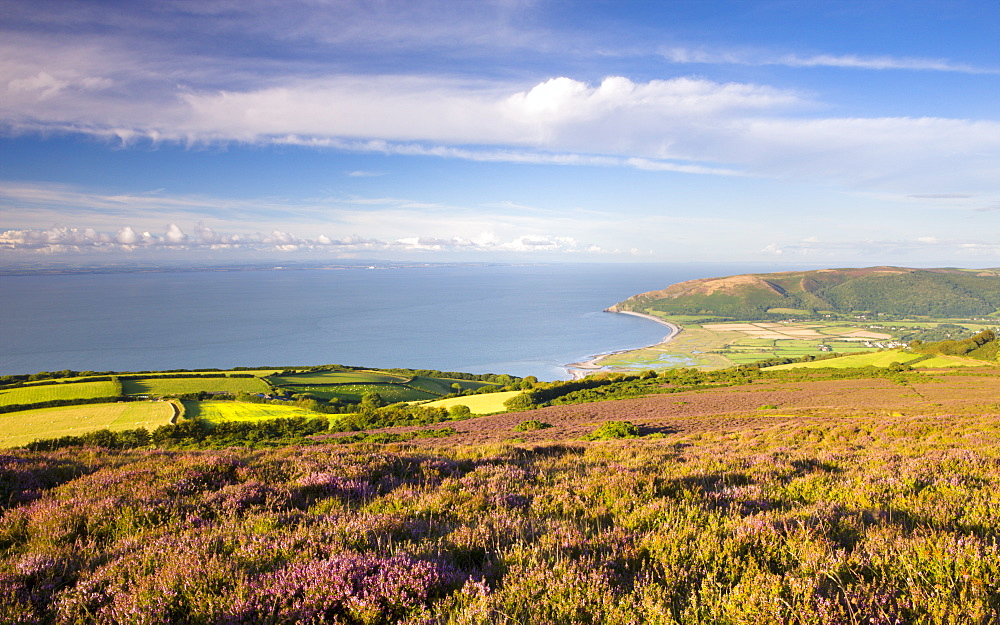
227 553 456 624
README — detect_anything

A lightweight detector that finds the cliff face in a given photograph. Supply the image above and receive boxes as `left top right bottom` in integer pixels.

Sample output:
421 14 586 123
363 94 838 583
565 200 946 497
611 267 1000 319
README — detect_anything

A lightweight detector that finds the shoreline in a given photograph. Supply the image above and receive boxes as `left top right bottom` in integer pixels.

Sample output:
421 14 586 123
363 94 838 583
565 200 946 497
563 310 681 379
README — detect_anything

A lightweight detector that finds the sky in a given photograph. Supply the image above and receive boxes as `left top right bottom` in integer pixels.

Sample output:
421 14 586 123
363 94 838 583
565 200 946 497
1 0 999 266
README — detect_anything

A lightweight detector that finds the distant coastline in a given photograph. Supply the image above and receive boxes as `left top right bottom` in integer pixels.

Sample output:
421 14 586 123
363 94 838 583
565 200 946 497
564 310 681 379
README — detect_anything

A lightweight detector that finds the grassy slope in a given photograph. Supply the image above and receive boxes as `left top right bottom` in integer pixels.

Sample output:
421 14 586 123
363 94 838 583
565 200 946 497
0 401 174 448
0 381 120 407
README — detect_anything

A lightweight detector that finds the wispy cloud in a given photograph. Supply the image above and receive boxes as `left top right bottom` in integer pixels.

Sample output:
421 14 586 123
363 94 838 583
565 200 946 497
761 236 1000 261
660 47 998 74
5 64 999 191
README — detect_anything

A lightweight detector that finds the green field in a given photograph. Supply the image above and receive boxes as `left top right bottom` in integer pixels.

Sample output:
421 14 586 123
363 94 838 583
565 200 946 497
268 370 498 404
0 381 120 407
0 401 175 448
121 377 269 396
419 390 522 414
290 383 439 403
267 370 409 385
765 349 991 370
183 401 326 423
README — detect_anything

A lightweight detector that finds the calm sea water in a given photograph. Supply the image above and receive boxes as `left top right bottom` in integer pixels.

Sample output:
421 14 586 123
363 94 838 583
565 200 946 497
0 263 777 380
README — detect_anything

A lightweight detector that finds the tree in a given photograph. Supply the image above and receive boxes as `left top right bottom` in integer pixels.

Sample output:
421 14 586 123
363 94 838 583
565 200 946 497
360 392 385 410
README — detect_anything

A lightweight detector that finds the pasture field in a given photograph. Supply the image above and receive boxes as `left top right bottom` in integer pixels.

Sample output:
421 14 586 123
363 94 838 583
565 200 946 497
268 371 498 404
405 376 497 395
0 380 120 407
0 401 174 448
121 377 269 396
291 383 437 403
418 390 522 414
266 370 409 386
183 401 325 423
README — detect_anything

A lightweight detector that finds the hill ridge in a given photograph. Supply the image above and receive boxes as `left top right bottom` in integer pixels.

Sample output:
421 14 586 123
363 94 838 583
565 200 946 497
610 266 1000 319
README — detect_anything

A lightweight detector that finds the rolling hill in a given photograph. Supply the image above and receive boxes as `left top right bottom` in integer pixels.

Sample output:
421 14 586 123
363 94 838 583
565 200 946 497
609 266 1000 319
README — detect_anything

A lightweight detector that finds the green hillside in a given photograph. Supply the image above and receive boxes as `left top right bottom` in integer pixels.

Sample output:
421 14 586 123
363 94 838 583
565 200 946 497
611 266 1000 320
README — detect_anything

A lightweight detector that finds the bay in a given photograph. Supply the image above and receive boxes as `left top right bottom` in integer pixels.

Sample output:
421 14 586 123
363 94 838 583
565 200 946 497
0 263 780 380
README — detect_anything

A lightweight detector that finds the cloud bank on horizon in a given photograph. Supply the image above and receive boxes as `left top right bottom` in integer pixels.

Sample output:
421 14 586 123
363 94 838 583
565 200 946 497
2 0 999 265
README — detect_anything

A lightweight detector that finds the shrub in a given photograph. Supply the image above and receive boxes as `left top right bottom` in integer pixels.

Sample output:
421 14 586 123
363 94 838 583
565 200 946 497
503 392 537 411
584 420 639 440
514 419 551 432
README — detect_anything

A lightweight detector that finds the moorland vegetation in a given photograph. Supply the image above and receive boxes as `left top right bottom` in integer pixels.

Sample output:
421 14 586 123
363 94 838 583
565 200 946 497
5 264 1000 621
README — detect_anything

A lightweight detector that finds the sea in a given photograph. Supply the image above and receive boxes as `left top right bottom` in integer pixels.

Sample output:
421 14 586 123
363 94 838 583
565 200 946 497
0 262 783 380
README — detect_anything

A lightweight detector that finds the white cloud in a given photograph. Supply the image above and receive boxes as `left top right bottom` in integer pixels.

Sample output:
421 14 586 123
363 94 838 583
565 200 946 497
5 64 999 191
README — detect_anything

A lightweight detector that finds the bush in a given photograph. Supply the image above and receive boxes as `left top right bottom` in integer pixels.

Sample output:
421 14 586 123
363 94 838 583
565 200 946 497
503 392 537 411
514 419 551 432
584 420 639 440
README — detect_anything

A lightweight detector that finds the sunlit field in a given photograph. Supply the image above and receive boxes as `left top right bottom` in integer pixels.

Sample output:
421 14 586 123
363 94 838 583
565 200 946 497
0 401 174 448
0 381 120 407
418 390 522 414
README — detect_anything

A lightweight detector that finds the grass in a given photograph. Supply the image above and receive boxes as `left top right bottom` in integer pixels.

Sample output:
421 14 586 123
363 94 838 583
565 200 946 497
121 377 269 396
269 372 498 404
288 384 437 403
182 401 326 423
406 376 496 395
0 381 120 407
419 390 523 414
0 401 174 448
267 370 409 386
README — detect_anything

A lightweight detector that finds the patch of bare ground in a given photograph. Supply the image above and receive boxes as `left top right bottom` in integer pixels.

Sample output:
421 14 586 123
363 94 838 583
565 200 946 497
364 369 1000 447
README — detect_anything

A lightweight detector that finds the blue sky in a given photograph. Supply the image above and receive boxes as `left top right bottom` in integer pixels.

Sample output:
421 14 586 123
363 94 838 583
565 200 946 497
2 0 998 265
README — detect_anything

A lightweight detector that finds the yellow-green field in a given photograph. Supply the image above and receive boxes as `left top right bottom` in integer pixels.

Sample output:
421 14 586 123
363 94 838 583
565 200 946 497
122 377 269 396
418 391 522 414
0 401 175 448
183 401 325 423
0 381 120 407
764 349 991 370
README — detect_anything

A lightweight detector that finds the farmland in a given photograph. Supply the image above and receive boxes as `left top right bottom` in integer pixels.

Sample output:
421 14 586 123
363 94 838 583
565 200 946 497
0 380 120 407
267 370 410 386
268 369 500 403
419 390 523 414
184 400 328 423
593 315 998 373
121 376 269 396
0 401 174 448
